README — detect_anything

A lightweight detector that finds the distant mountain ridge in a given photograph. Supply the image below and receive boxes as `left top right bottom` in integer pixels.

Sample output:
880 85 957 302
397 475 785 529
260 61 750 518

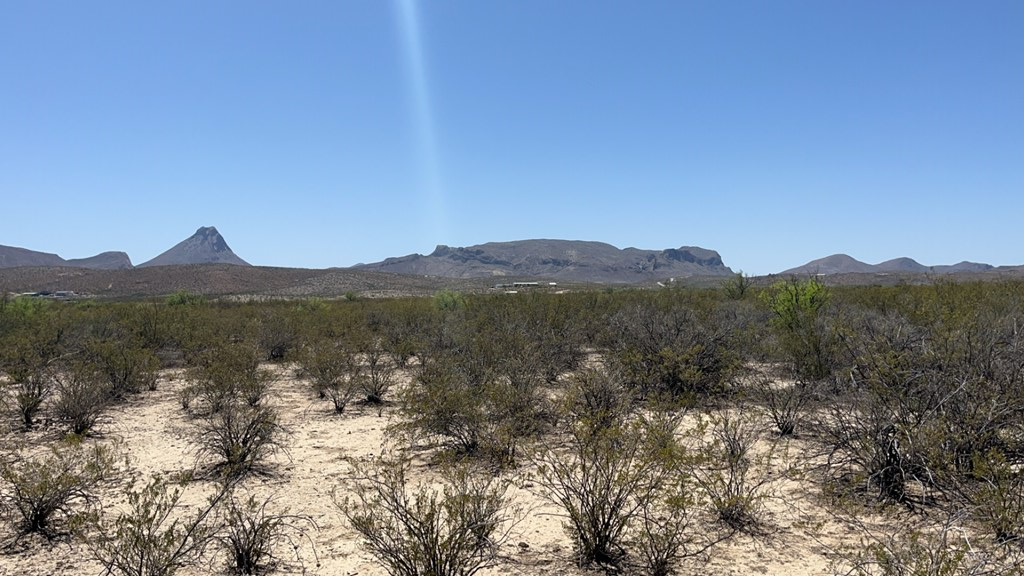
782 254 994 275
0 245 132 270
138 227 250 268
1 226 249 270
354 239 733 282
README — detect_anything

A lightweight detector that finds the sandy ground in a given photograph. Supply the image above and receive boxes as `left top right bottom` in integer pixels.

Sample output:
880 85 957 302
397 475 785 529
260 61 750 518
0 366 910 576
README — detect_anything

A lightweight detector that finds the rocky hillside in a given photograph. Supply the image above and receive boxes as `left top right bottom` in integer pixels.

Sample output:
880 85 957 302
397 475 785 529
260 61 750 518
782 254 995 275
355 239 733 282
0 245 132 269
138 227 250 268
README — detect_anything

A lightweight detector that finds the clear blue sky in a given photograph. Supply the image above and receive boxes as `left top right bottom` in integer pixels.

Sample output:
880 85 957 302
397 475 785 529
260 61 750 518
3 2 1022 275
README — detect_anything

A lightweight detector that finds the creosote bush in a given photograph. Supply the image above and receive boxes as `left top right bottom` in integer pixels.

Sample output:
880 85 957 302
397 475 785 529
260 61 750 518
0 441 119 538
195 404 286 479
359 336 396 405
52 362 113 436
0 317 65 429
400 344 553 465
296 337 361 414
85 339 160 399
217 492 319 575
695 410 775 535
832 513 1021 576
338 455 519 576
183 342 274 416
78 474 231 576
605 296 738 402
532 409 687 569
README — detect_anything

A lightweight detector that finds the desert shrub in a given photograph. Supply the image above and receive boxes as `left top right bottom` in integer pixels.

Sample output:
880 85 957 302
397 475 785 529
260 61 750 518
562 366 635 435
695 410 775 534
359 336 396 405
362 299 431 369
754 373 811 437
970 451 1024 544
817 310 955 506
3 368 53 430
0 441 118 538
531 411 683 568
399 295 562 464
85 339 160 399
216 492 318 575
338 456 518 576
195 404 286 479
252 306 301 362
80 475 229 576
0 315 66 429
762 277 839 382
818 387 937 506
400 357 488 455
605 295 738 402
819 302 1024 509
629 467 726 576
296 337 362 413
184 342 274 415
401 347 552 465
52 362 112 436
833 513 1020 576
166 291 206 307
722 271 753 300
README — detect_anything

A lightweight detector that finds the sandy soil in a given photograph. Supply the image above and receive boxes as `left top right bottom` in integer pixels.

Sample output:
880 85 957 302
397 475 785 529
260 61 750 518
0 367 905 576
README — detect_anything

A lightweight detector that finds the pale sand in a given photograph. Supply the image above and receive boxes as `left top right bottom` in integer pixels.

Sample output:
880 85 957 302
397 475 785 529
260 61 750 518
0 366 901 576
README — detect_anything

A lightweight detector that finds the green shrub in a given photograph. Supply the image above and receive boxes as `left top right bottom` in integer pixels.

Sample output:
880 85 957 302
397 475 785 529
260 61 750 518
722 271 753 300
0 317 65 429
970 451 1024 544
359 337 396 405
400 349 552 465
762 277 838 381
561 366 634 435
754 373 810 437
833 514 1018 576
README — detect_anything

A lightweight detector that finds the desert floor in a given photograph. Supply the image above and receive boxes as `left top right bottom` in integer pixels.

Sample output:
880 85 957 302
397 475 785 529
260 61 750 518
0 366 922 576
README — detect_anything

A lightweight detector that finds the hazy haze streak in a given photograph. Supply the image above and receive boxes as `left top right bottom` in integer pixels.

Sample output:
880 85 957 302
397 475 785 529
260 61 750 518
396 0 448 244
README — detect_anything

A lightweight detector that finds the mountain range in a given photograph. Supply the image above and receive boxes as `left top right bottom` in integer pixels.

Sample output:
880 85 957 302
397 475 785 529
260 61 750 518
0 227 248 270
1 228 1018 286
0 245 133 270
781 254 995 276
354 240 733 282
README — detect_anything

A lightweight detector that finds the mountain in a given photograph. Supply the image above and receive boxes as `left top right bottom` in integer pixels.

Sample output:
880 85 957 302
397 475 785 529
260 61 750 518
0 245 132 270
782 254 995 275
781 254 877 275
138 227 250 268
66 252 133 270
933 261 995 273
354 239 733 282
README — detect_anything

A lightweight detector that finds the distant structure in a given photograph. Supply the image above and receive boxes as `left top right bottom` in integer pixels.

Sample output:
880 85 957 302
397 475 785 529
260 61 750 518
494 281 541 289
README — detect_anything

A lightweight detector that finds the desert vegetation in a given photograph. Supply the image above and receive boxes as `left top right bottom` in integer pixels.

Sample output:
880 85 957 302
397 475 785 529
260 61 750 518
2 280 1024 575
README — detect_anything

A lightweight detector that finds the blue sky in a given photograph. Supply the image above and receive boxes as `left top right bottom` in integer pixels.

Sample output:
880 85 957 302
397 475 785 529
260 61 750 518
2 2 1022 275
